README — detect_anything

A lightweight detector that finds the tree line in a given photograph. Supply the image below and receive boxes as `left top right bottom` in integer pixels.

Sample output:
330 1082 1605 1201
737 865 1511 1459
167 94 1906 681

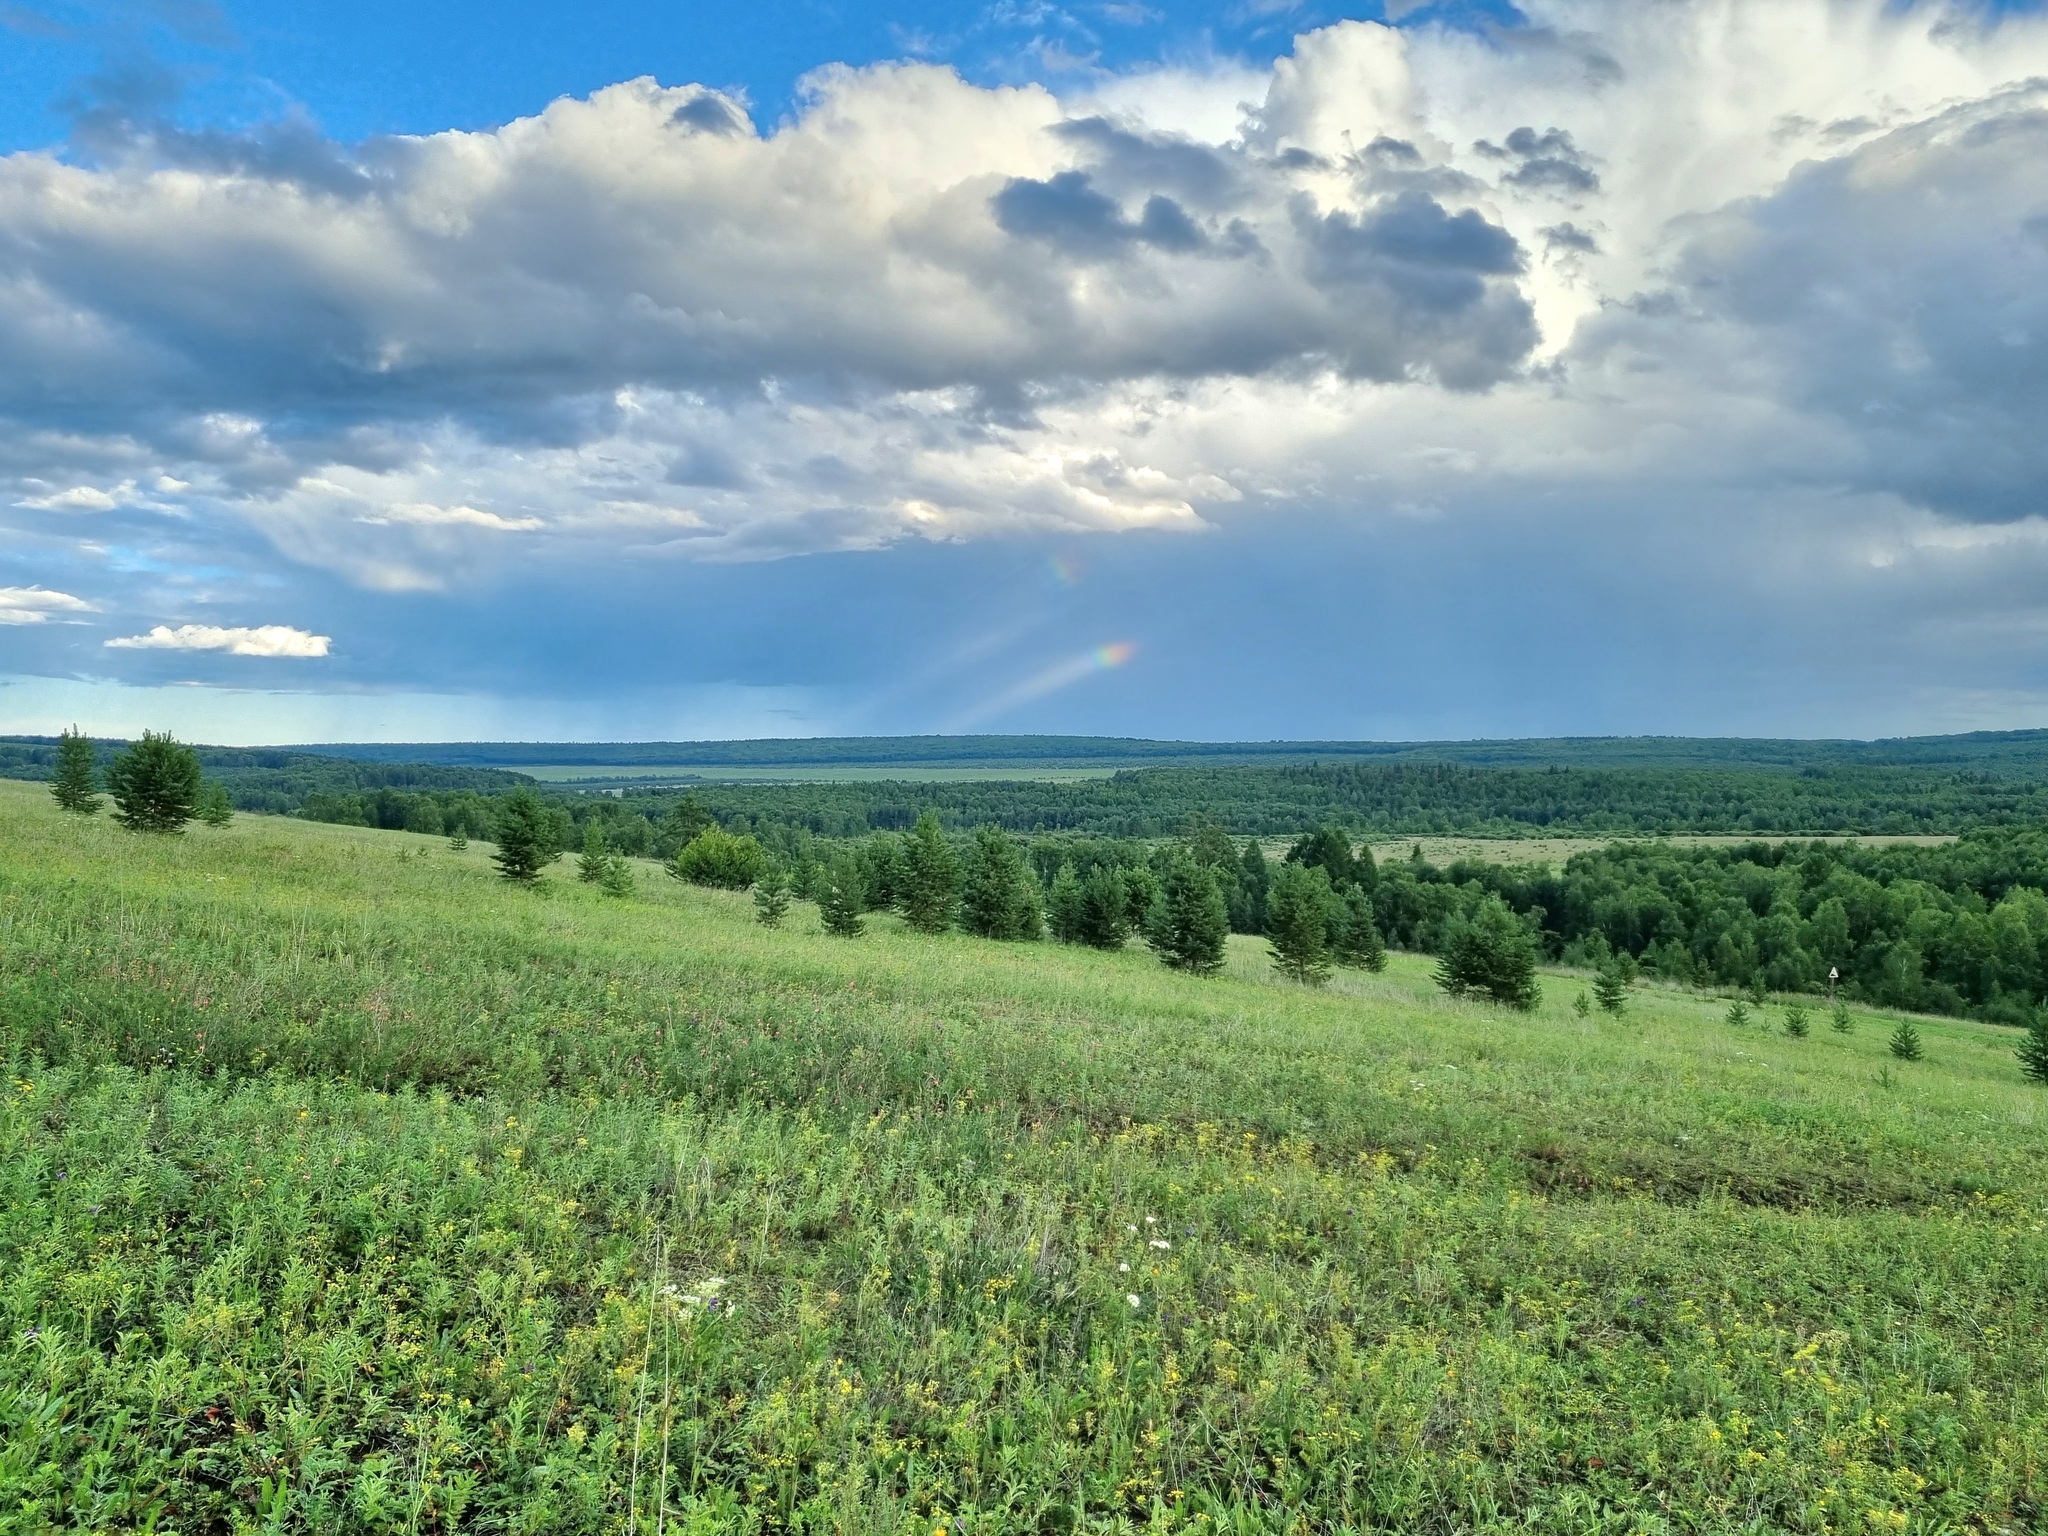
281 761 2048 843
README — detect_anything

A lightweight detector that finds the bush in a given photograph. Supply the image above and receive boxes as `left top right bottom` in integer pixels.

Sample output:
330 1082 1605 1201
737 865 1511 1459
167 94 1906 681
1433 896 1540 1010
107 731 202 834
667 827 767 890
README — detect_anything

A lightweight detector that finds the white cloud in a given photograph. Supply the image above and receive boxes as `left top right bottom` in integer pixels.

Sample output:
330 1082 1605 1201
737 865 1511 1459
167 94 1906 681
0 585 93 624
3 0 2048 729
104 624 332 657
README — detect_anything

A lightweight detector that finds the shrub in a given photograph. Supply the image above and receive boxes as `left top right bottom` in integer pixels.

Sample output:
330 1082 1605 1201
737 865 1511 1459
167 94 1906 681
668 827 767 890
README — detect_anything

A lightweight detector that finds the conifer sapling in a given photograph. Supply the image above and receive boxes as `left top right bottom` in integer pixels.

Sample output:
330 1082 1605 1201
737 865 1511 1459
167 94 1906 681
49 726 102 815
754 862 792 928
1888 1017 1923 1062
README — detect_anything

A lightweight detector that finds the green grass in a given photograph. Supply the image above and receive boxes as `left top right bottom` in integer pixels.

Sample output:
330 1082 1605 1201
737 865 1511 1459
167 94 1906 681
1 780 2044 1534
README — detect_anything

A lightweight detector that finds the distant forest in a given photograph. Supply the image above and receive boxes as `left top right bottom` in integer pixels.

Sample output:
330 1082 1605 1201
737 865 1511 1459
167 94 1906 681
304 763 2048 843
287 727 2048 775
12 732 2048 837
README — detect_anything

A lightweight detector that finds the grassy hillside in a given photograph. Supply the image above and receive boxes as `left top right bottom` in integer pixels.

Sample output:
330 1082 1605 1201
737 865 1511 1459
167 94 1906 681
1 782 2044 1532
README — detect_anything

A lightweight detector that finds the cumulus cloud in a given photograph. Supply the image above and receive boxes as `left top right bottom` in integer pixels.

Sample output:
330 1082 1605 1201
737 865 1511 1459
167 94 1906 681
105 623 332 657
6 0 2048 731
0 585 92 624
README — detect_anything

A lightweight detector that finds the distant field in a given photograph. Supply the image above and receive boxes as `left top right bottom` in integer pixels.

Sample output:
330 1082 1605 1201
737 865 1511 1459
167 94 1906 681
3 778 2043 1529
511 763 1121 785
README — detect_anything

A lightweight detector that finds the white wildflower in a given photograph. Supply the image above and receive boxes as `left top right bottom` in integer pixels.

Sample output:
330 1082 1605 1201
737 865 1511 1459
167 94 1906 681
1126 1294 1141 1309
1150 1239 1171 1250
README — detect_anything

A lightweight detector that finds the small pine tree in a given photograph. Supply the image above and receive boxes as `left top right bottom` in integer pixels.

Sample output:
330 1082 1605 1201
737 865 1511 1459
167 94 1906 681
1331 885 1387 972
195 780 234 827
1573 991 1591 1018
1231 838 1271 935
106 730 202 833
1888 1017 1923 1062
1266 862 1334 985
1048 862 1084 943
1830 1001 1853 1033
898 811 958 935
2016 1013 2048 1086
1433 897 1541 1010
49 726 102 814
1725 999 1750 1028
1076 864 1131 950
818 853 865 938
492 788 555 884
577 821 610 883
1783 1001 1810 1038
448 828 469 852
959 826 1042 940
1144 851 1229 977
598 854 635 899
1592 956 1633 1015
754 862 792 928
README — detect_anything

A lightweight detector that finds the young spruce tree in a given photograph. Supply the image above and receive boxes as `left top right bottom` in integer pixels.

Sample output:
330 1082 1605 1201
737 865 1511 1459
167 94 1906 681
1331 885 1387 972
577 820 610 882
49 726 102 814
2017 1012 2048 1086
1144 850 1229 977
195 780 234 827
1048 862 1085 944
959 825 1041 940
753 861 792 928
1592 955 1634 1015
898 811 958 934
1888 1017 1924 1062
1076 864 1131 949
492 788 555 884
1433 896 1541 1010
1265 862 1334 985
818 853 866 938
106 730 202 833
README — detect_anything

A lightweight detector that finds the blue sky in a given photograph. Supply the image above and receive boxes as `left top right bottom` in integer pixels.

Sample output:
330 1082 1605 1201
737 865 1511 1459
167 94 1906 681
3 0 2048 744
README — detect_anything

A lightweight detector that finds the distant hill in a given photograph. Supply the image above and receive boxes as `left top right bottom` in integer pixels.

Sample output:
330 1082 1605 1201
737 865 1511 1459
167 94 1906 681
287 729 2048 776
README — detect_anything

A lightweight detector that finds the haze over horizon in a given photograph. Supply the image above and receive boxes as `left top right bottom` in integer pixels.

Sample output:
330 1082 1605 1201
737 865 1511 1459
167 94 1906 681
5 0 2048 745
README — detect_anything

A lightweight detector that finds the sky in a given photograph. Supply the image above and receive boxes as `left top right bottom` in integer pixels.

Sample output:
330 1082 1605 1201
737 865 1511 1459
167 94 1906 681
3 0 2048 745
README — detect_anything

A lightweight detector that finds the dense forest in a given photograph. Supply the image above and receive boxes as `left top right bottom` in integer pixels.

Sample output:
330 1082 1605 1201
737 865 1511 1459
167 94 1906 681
289 726 2048 775
299 761 2048 841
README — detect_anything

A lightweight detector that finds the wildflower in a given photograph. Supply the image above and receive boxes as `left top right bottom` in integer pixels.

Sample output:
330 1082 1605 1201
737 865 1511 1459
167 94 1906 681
1119 1262 1130 1273
1150 1240 1171 1250
1144 1216 1157 1225
1127 1293 1142 1309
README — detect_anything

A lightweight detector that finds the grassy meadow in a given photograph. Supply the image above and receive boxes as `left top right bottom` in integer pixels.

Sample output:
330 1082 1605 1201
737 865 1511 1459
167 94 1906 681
1 780 2044 1533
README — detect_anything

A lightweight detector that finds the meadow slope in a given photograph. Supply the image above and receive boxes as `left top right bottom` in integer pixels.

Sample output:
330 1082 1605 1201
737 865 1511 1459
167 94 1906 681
1 781 2044 1534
